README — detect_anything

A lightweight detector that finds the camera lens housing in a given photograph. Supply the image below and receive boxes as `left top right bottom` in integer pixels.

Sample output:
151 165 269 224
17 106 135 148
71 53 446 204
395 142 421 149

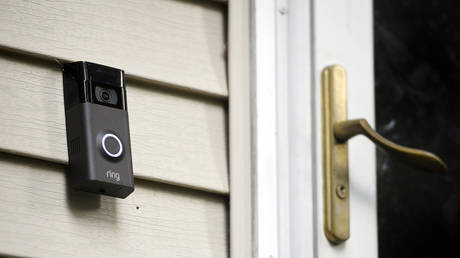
95 86 118 106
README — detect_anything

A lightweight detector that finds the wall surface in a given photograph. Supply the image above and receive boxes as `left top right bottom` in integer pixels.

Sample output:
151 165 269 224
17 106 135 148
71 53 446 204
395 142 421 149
0 0 229 257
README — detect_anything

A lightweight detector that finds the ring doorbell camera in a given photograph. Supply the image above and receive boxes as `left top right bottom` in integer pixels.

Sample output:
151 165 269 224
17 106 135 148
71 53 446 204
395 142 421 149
63 61 134 198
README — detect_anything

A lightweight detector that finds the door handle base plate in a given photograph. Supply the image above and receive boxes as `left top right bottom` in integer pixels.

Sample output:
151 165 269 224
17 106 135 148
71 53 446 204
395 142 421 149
322 65 350 244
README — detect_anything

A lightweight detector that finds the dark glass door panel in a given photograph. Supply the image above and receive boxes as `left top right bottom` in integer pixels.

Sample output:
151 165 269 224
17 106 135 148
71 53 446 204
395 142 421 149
374 1 460 257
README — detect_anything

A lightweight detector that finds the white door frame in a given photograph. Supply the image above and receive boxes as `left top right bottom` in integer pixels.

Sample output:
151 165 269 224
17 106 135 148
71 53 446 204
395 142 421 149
229 0 316 257
228 0 253 257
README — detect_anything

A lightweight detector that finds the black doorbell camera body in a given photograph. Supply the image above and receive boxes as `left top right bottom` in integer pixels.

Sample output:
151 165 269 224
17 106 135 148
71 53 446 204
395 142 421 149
63 61 134 198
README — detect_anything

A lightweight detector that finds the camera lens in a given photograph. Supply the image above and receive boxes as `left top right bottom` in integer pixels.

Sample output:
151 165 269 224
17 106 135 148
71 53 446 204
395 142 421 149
101 90 110 101
95 86 118 106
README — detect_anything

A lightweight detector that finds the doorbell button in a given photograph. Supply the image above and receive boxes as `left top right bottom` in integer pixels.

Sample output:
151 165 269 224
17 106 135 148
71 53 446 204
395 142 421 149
101 133 123 158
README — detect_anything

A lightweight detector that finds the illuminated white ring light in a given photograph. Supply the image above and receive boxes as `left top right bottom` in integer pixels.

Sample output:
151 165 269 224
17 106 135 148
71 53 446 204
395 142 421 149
102 133 123 158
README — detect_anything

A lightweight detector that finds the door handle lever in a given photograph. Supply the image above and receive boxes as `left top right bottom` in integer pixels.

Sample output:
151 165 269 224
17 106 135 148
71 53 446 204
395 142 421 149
334 119 447 173
321 65 447 244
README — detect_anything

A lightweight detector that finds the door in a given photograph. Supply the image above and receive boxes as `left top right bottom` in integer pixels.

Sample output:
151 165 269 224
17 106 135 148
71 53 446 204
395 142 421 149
244 0 378 257
231 0 455 257
313 0 378 257
312 0 454 257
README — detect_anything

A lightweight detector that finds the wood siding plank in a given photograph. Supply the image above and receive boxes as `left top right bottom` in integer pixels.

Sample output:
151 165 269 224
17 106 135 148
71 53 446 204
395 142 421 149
0 153 227 258
0 51 229 194
0 0 227 97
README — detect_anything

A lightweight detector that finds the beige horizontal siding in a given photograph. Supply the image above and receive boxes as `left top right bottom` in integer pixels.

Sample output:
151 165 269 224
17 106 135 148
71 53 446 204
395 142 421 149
0 50 228 194
0 0 227 97
0 153 227 258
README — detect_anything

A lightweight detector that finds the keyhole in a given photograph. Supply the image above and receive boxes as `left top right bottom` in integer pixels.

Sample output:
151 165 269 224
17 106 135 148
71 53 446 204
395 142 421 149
336 184 347 199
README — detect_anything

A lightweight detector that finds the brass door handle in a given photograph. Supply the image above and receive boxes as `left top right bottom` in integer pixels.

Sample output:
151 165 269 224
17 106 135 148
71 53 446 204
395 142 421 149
334 119 447 173
321 65 448 244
